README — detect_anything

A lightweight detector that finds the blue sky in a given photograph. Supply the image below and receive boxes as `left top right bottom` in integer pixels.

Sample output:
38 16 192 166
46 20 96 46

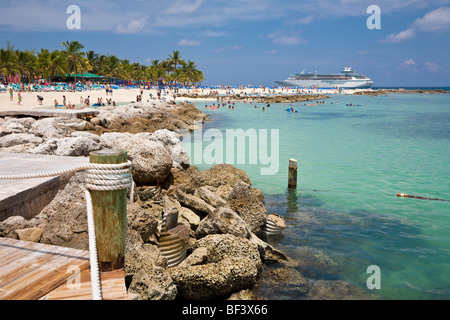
1 0 449 86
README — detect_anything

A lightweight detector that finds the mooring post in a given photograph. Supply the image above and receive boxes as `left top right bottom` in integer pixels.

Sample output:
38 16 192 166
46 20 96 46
89 150 128 272
288 158 298 189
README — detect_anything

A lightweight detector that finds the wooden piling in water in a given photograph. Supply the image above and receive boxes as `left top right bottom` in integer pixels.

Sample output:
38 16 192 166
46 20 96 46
288 159 298 189
89 150 128 272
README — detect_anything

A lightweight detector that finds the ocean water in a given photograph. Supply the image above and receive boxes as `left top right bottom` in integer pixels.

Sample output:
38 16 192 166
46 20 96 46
181 93 450 300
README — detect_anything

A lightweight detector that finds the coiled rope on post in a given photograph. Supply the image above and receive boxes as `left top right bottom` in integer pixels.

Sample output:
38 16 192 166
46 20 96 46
0 160 133 300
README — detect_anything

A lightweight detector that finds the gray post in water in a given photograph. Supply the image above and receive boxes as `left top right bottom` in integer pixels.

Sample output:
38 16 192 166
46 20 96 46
288 159 298 189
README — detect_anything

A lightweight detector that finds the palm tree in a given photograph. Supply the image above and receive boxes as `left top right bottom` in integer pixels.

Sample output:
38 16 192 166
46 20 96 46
85 50 100 74
15 50 37 84
37 49 67 83
168 50 184 71
61 40 87 82
0 43 18 83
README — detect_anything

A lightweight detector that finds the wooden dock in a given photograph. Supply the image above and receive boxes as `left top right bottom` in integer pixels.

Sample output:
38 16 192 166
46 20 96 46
0 237 128 300
0 153 89 222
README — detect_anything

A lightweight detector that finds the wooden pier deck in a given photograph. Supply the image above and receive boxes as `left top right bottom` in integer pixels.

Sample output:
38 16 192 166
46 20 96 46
0 237 127 300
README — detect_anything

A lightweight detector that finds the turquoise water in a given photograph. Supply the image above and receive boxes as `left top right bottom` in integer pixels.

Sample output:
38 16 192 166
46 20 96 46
182 93 450 299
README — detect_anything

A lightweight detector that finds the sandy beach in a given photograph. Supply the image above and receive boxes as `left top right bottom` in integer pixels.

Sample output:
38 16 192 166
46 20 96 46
0 86 359 111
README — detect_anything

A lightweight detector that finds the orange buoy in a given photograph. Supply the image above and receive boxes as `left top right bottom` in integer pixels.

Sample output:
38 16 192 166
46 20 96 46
397 193 408 198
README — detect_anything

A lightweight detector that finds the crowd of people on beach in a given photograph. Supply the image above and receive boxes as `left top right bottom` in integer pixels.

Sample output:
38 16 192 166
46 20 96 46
204 97 272 112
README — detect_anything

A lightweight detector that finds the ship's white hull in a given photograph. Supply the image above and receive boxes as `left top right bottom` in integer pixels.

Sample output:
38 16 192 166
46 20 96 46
275 79 373 89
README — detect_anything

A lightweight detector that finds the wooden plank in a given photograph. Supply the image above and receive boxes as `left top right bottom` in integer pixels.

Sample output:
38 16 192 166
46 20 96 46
0 238 90 300
0 251 90 300
40 269 128 300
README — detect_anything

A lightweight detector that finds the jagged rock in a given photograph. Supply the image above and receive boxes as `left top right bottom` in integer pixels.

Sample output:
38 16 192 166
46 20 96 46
1 142 38 153
98 132 133 149
175 189 214 215
54 136 102 157
15 227 44 243
38 172 89 250
227 289 266 300
127 202 158 242
55 118 88 131
197 186 227 207
215 184 234 199
162 195 181 212
178 247 208 267
179 207 200 230
29 138 59 155
70 131 100 142
0 215 44 239
128 267 178 300
118 136 172 185
125 237 167 279
249 232 288 262
195 207 251 239
4 117 36 130
168 167 196 193
227 182 267 236
30 118 60 139
146 129 190 168
193 163 252 188
169 256 260 300
192 234 261 267
253 266 309 299
0 133 43 148
305 280 371 300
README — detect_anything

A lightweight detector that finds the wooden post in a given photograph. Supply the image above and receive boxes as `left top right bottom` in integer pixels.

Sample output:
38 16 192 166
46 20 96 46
288 159 298 189
89 150 128 272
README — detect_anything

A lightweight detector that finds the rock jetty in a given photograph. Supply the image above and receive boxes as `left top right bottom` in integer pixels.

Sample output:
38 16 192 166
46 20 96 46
178 93 330 103
0 100 373 300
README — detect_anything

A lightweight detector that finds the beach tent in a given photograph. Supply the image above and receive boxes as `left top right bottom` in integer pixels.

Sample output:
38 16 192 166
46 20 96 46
65 72 102 79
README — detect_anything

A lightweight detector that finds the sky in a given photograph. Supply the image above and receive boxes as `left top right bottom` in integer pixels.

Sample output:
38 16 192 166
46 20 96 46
0 0 449 86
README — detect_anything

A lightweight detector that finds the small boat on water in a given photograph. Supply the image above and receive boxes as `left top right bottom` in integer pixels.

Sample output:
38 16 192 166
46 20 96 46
346 104 362 106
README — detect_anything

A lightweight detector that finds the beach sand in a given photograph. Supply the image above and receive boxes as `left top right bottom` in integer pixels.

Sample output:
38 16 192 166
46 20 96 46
0 86 358 111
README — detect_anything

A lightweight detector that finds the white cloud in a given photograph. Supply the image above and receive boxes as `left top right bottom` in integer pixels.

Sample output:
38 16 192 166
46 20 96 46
412 6 450 32
397 58 417 69
212 45 243 53
381 6 450 43
381 28 415 43
177 38 203 46
268 30 307 45
115 17 148 34
164 0 204 15
287 14 314 25
265 49 278 54
425 61 442 72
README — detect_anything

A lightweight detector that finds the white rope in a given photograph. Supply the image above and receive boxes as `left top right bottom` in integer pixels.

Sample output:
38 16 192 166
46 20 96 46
84 189 103 300
0 160 133 301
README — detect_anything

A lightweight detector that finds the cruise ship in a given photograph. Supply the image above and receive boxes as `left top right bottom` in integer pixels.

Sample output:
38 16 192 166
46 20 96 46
275 67 373 88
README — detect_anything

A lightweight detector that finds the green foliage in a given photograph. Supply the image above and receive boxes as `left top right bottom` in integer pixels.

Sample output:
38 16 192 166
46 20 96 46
1 41 205 84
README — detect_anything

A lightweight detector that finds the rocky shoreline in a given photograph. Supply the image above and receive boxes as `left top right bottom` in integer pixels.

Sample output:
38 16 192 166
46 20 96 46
0 100 374 300
178 93 330 104
353 89 449 96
